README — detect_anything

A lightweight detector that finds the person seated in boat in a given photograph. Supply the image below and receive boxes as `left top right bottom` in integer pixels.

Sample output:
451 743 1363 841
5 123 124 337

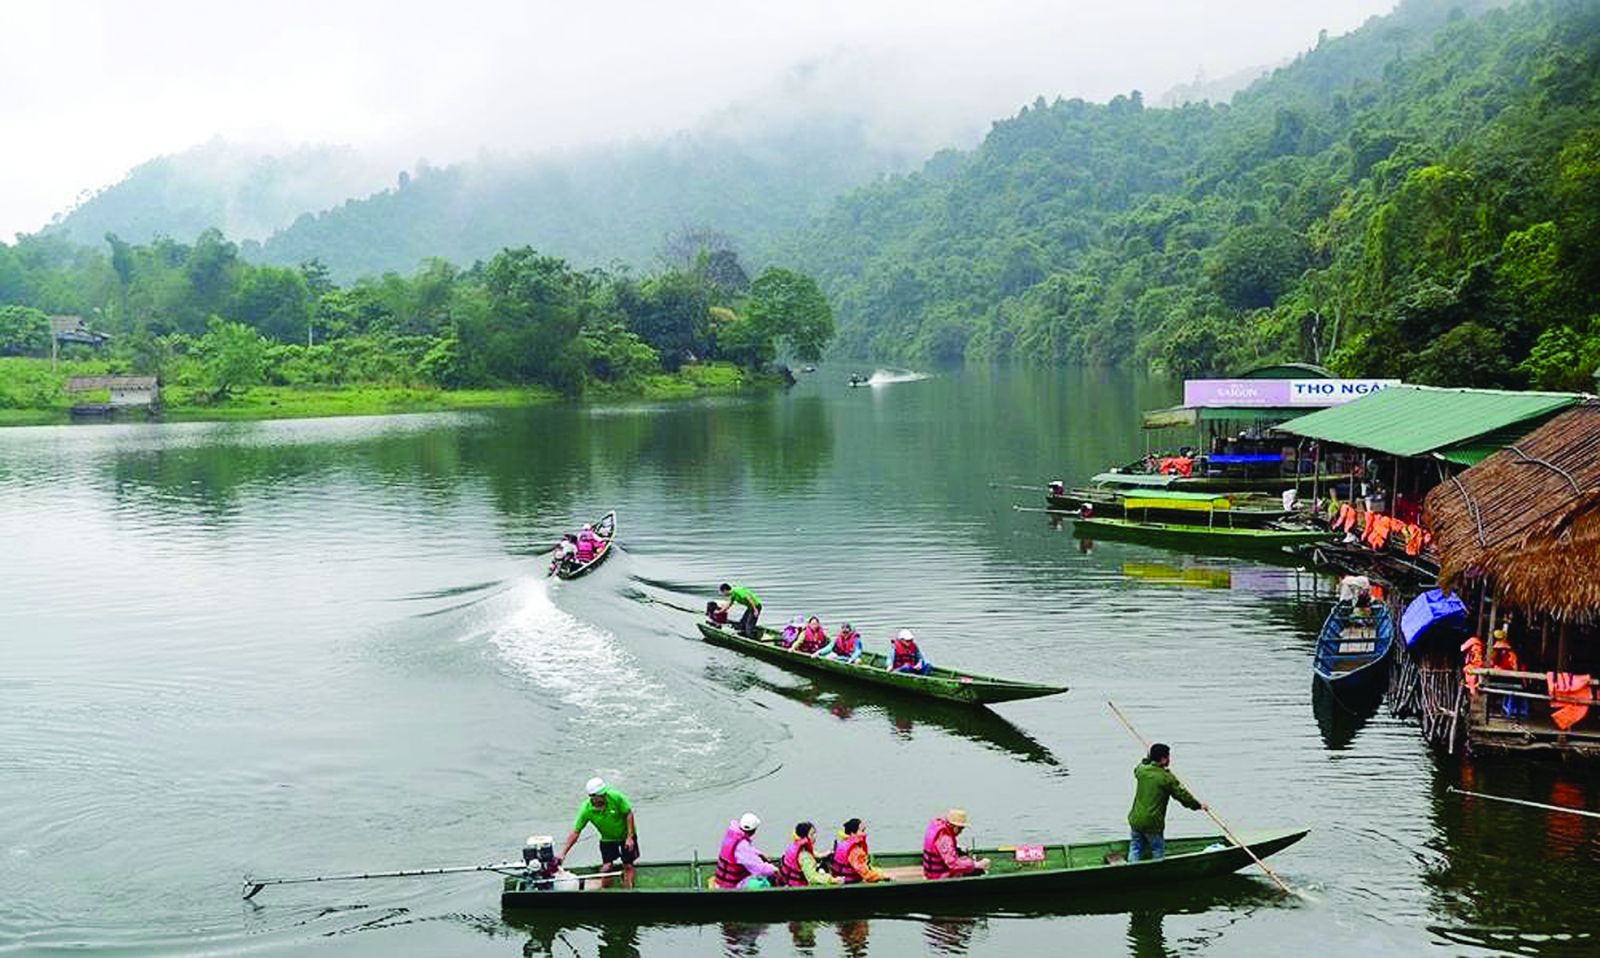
574 525 598 563
550 534 578 574
795 616 831 655
705 601 730 626
922 808 990 879
1127 743 1206 862
827 623 863 663
1047 479 1065 497
829 818 886 883
554 776 638 887
777 822 838 887
889 629 932 674
718 583 763 638
712 813 778 889
780 616 805 649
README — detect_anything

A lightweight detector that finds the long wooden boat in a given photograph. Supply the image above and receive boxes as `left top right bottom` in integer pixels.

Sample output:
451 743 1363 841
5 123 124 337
1092 467 1353 494
553 512 617 580
501 827 1309 917
695 622 1066 705
1312 600 1395 706
1047 486 1289 526
1073 515 1333 553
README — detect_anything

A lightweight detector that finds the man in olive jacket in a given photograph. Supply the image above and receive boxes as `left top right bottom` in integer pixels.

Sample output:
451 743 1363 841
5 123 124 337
1126 743 1207 861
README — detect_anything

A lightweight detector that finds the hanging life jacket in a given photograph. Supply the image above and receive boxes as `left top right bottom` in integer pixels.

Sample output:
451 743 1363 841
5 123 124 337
713 823 753 888
831 832 870 883
922 818 957 879
777 836 813 887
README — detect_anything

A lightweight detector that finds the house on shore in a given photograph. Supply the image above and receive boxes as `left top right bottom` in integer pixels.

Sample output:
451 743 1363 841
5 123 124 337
65 375 161 419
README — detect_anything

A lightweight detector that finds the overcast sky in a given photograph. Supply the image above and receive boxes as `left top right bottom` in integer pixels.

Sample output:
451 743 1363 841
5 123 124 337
0 0 1396 240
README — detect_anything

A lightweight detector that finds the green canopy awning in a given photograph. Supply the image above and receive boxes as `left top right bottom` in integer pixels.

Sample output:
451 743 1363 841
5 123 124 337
1274 386 1583 457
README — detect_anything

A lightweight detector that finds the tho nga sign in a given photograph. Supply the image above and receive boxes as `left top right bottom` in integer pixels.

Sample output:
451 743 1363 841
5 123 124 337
1183 379 1401 408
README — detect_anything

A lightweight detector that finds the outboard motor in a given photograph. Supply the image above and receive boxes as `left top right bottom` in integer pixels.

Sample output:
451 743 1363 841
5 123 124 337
522 835 556 881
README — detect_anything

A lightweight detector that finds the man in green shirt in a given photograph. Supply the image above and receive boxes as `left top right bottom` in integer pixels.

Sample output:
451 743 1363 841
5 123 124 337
1126 743 1206 862
555 777 638 886
718 582 762 637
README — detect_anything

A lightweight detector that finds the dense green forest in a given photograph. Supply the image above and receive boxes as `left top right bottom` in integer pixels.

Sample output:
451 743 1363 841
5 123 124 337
789 0 1600 390
0 228 832 408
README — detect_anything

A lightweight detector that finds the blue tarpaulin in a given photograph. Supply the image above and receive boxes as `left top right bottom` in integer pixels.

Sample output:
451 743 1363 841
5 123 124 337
1401 589 1468 647
1207 453 1284 465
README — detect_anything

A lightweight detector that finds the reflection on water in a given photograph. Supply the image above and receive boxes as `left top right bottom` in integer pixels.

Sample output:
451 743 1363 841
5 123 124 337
1312 677 1381 750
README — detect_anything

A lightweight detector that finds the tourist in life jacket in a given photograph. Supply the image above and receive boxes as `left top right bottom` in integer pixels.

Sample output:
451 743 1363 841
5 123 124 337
1489 629 1530 718
889 629 932 674
574 525 598 562
828 623 863 663
712 813 777 889
922 808 990 879
780 616 805 649
705 600 729 626
776 822 837 887
796 616 830 655
830 818 886 883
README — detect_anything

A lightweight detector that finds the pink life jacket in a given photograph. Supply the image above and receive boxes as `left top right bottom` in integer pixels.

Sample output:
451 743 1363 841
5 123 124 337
713 822 752 888
797 624 829 654
831 832 870 883
575 532 597 561
922 818 958 879
777 836 812 886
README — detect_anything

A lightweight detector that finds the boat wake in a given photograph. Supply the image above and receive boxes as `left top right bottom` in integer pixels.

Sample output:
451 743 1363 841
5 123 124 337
487 579 724 778
866 368 929 387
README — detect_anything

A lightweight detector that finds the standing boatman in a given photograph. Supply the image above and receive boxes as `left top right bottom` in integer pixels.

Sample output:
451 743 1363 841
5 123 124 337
718 583 762 637
554 776 639 887
1126 743 1207 862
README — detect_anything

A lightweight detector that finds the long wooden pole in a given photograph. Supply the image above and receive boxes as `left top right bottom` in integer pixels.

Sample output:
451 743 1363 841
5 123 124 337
1448 787 1600 820
1106 700 1295 896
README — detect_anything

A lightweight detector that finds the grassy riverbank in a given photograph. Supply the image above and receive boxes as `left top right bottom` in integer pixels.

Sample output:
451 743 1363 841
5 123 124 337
0 358 763 426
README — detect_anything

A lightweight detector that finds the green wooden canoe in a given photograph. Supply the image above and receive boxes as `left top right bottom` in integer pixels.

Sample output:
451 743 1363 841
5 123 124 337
1072 516 1333 552
695 622 1066 705
501 827 1309 917
553 512 616 580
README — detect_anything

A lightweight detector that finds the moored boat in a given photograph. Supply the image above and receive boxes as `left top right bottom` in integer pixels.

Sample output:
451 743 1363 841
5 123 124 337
1047 485 1289 526
501 827 1310 916
1312 600 1396 706
694 621 1066 705
1072 515 1332 554
554 512 617 580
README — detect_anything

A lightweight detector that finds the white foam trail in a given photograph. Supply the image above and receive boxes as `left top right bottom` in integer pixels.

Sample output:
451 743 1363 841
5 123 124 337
867 368 930 386
488 580 723 762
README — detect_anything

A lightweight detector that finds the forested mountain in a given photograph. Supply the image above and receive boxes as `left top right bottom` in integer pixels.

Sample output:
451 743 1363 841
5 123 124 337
789 0 1600 390
250 116 920 281
45 141 388 246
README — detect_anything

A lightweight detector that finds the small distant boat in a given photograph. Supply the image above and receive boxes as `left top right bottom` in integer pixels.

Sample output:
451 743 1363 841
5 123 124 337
695 622 1066 705
553 512 617 580
1312 600 1396 705
847 374 868 388
501 827 1310 915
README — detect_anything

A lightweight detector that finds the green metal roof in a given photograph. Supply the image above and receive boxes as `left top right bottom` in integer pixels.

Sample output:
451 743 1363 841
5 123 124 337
1274 386 1583 457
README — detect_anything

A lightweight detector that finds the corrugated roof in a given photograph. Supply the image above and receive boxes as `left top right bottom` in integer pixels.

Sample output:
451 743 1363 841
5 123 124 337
1274 386 1584 457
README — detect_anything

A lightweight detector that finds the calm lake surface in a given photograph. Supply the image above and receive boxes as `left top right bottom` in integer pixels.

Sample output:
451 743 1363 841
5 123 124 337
2 366 1596 958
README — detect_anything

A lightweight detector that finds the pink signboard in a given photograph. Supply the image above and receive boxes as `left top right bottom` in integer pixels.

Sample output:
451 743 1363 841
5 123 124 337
1183 379 1400 408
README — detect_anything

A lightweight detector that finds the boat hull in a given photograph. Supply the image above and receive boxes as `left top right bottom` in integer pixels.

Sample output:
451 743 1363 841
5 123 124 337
1072 516 1332 554
1047 491 1288 526
501 828 1309 917
695 622 1066 705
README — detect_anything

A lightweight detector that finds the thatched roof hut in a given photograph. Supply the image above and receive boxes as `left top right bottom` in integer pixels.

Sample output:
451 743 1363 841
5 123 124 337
1425 402 1600 621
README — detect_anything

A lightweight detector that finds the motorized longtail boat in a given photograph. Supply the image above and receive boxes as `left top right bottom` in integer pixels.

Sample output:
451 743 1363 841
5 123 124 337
500 828 1310 916
553 512 617 580
695 622 1066 705
1071 493 1333 554
1047 486 1289 525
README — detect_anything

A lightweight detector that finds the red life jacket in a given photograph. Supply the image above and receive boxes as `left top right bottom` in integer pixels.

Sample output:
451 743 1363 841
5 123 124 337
831 832 869 883
777 836 813 886
922 818 957 879
797 625 829 654
713 823 752 888
832 629 859 657
892 638 920 670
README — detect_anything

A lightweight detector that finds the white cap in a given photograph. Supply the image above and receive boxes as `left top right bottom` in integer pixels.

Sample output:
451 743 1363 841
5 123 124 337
739 812 761 832
585 777 605 795
897 629 915 641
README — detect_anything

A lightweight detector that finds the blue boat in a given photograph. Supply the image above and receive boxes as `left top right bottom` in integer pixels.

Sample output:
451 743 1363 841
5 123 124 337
1312 601 1396 706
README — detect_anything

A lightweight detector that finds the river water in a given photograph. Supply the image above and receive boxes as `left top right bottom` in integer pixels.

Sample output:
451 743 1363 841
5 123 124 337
1 366 1595 958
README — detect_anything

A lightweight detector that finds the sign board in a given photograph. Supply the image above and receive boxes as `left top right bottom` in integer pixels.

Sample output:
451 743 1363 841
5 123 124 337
1182 379 1400 408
